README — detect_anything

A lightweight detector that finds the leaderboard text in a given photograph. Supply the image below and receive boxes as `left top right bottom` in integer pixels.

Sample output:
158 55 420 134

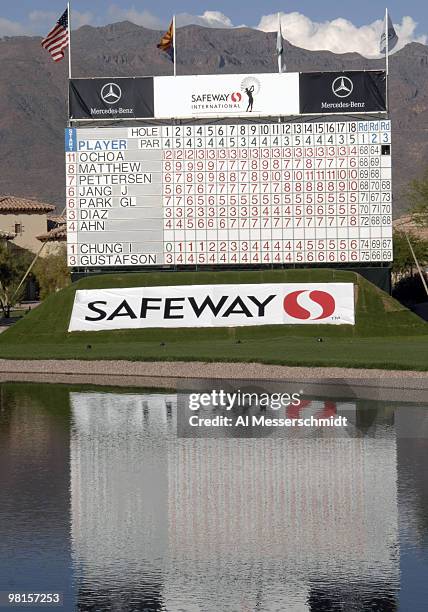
65 120 392 268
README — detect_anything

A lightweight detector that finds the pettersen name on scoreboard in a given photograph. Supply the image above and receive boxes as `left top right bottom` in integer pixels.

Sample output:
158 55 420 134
77 175 155 185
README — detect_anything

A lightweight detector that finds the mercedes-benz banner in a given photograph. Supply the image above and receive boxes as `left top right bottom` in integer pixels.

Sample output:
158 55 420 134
68 283 355 331
299 70 386 114
69 77 155 120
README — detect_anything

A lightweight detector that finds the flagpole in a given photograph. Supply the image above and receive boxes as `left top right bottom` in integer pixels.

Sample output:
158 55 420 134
173 15 177 77
68 1 72 79
385 7 389 76
385 7 389 112
67 2 72 126
277 13 282 74
405 231 428 298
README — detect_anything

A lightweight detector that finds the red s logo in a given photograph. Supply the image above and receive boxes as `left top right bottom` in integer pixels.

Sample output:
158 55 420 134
231 92 242 103
283 290 336 320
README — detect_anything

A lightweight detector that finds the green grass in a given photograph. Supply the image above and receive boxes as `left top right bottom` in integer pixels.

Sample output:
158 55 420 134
0 268 427 370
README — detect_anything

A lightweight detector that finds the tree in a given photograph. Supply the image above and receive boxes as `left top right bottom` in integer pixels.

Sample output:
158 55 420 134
0 243 33 318
392 230 428 276
392 274 428 305
33 245 70 300
407 168 428 227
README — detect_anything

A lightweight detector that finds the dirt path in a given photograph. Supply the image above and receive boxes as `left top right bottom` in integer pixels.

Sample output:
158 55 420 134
1 359 428 392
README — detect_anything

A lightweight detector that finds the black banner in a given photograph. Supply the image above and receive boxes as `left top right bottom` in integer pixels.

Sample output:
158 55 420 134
299 71 386 114
69 77 154 120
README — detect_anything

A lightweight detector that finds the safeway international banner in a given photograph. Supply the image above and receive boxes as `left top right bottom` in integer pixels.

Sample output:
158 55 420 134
68 283 355 331
153 72 300 118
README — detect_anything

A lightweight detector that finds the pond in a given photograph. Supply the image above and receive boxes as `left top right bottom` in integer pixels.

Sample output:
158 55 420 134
0 382 427 611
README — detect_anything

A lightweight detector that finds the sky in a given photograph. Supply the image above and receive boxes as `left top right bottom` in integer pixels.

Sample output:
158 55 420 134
0 1 427 57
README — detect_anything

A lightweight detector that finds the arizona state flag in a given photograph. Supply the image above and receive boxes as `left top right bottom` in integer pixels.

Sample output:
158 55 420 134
157 19 174 61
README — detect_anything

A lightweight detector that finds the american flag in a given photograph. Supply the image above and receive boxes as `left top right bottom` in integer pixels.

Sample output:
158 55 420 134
41 8 69 62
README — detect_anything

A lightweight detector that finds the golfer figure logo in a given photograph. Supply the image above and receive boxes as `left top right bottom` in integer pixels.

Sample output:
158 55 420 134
241 77 261 112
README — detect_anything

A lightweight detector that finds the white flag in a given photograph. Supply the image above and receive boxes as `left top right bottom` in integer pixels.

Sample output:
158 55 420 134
380 13 398 54
276 13 284 73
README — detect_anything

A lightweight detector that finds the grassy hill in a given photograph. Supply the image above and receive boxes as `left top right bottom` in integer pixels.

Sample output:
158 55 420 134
0 269 427 370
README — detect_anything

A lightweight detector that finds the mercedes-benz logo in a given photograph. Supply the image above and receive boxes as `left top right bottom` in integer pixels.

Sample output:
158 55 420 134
100 82 122 105
332 76 353 98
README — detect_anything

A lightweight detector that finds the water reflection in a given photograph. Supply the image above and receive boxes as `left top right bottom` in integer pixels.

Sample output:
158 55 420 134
70 393 173 611
0 383 428 611
0 385 72 605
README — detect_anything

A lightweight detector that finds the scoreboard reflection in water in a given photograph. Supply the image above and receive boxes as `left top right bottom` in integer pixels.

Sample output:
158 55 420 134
65 120 392 267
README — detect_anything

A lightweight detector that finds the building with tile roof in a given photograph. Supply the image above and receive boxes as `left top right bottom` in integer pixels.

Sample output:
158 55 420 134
36 214 67 255
36 224 67 243
0 195 56 253
393 214 428 241
0 229 15 242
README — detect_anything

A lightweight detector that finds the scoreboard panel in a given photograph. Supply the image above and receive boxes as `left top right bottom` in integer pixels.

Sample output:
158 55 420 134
65 120 392 267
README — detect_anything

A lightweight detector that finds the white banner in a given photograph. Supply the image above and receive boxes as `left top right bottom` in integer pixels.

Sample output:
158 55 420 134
154 72 300 119
68 283 355 331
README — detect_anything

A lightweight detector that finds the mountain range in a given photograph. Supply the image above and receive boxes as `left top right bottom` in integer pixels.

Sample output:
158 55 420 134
1 21 428 216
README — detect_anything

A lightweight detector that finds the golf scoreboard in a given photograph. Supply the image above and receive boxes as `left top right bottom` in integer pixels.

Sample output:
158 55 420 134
65 119 392 267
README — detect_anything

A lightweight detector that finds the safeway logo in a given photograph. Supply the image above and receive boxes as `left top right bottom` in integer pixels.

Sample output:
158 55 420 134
283 290 336 320
231 92 242 103
69 283 355 332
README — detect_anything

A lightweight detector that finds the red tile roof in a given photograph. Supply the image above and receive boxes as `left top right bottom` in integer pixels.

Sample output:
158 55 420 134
36 225 67 242
47 213 66 224
0 229 15 240
0 195 56 214
393 215 428 240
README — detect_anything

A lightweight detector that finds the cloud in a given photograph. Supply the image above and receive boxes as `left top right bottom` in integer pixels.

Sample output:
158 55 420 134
0 17 27 37
72 11 95 29
107 5 163 29
107 6 234 30
29 10 94 30
104 7 425 54
0 6 426 56
29 11 59 24
0 10 94 37
176 11 234 28
257 12 427 57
